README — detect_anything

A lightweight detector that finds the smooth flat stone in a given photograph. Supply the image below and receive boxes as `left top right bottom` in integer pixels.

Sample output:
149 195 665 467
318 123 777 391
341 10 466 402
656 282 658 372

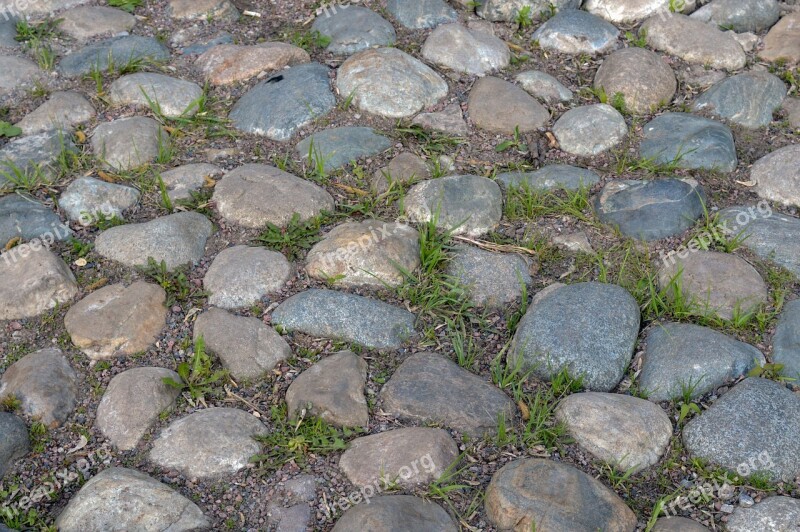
553 104 627 156
467 76 549 134
57 36 170 77
332 496 456 531
446 244 532 309
195 42 310 85
594 47 676 114
421 23 510 76
759 13 800 65
640 112 737 173
403 175 503 237
108 73 203 118
0 413 29 476
296 127 392 171
272 289 416 349
0 56 40 98
477 0 580 22
585 0 679 23
312 5 395 56
0 130 77 181
381 352 516 438
640 322 765 401
203 245 290 309
532 9 620 55
0 248 77 320
496 164 600 190
160 163 223 201
336 48 448 119
516 70 573 103
690 0 780 32
692 71 786 129
230 63 335 141
15 91 96 134
510 282 640 391
594 178 706 240
683 378 800 481
91 116 167 171
0 194 68 244
752 144 800 207
728 496 800 532
58 6 136 40
59 177 140 222
386 0 457 29
774 300 800 381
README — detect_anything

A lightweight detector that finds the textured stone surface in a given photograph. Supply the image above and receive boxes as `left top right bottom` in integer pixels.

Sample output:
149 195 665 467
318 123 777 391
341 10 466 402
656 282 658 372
150 408 268 478
485 459 638 531
496 164 600 191
0 194 68 243
510 282 640 391
195 42 310 85
727 496 800 532
718 206 800 278
381 352 516 438
467 76 549 134
0 56 40 98
553 104 627 156
339 428 459 488
0 130 77 181
203 245 291 309
412 103 468 136
296 127 392 171
652 517 710 531
386 0 457 29
690 0 780 32
516 70 573 103
272 289 416 349
312 6 395 55
15 91 96 134
594 48 676 114
372 152 431 193
95 211 213 270
641 322 765 401
422 23 510 76
0 413 29 477
0 348 78 428
108 73 204 118
57 36 170 77
585 0 675 23
195 307 291 381
59 177 140 222
64 281 167 360
58 6 136 40
692 71 786 129
212 164 334 228
640 113 737 173
684 378 800 481
658 250 768 320
594 178 706 240
160 163 223 201
532 10 620 55
168 0 238 21
642 13 746 71
404 175 503 237
752 144 800 208
0 248 77 320
91 116 167 171
96 367 181 450
556 392 672 472
336 48 448 119
759 13 800 65
56 467 210 531
774 300 800 380
286 351 369 427
447 245 532 309
306 220 420 289
477 0 580 22
332 496 456 531
230 63 335 141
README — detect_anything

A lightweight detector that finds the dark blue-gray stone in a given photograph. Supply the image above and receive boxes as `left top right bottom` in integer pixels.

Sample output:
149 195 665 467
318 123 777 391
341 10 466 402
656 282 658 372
230 63 335 142
773 300 800 380
532 9 620 55
0 412 29 476
295 127 392 171
0 15 17 47
509 282 640 392
181 32 233 56
640 112 737 173
386 0 457 29
0 194 70 243
496 164 600 191
690 0 780 33
692 71 786 129
594 178 706 240
57 35 170 77
683 378 800 482
0 130 77 183
272 289 415 349
311 5 395 56
718 206 800 277
640 322 764 401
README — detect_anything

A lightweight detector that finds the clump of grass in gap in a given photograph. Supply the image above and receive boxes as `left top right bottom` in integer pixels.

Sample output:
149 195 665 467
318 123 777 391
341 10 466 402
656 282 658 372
138 257 206 307
144 86 237 139
392 124 465 158
250 404 363 473
162 335 228 407
503 182 592 222
256 212 331 261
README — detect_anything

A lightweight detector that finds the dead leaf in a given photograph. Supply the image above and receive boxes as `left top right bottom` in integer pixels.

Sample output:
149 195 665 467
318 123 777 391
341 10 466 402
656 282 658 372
4 237 20 250
518 400 530 421
74 131 86 144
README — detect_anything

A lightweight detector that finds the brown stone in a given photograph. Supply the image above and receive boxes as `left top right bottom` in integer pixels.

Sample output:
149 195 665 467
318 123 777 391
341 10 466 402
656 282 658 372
195 43 310 85
468 76 549 134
